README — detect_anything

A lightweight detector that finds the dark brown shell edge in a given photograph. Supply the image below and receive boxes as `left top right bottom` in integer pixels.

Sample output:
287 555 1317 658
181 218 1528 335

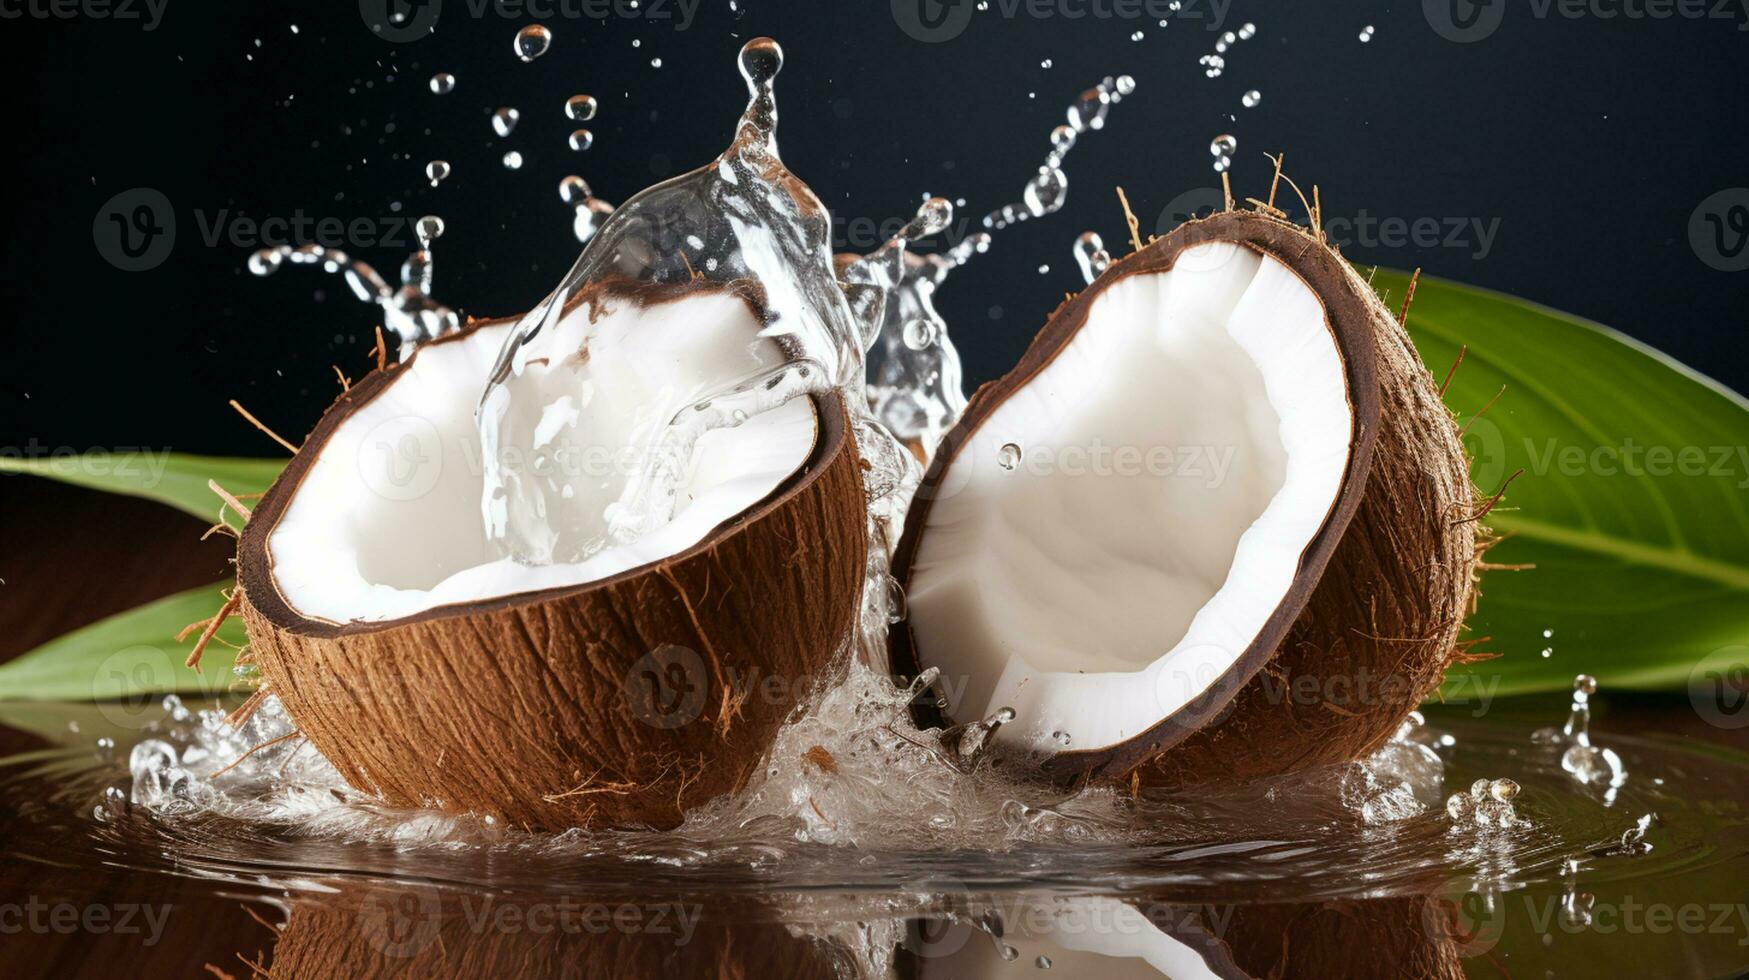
890 209 1477 788
237 296 867 832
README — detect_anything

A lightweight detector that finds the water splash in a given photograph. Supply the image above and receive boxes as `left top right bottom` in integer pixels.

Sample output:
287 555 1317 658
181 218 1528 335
982 74 1135 232
247 235 460 360
475 37 885 566
1339 711 1445 824
1445 777 1526 831
848 202 975 455
1532 674 1628 788
861 77 1136 454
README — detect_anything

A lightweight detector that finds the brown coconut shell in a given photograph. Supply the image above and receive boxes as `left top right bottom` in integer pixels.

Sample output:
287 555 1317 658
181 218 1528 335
890 209 1478 787
236 288 867 832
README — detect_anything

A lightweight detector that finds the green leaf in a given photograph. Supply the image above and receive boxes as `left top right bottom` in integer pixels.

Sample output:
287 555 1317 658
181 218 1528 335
0 452 283 522
0 584 244 702
1371 270 1749 698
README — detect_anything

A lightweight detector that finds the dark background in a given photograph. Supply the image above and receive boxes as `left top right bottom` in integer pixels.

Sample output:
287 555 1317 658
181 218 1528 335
2 0 1745 457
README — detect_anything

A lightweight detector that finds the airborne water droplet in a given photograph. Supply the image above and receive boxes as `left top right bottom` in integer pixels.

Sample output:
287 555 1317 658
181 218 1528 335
558 175 590 204
565 94 598 121
415 215 445 249
568 129 594 152
1066 85 1111 133
1242 89 1262 108
572 198 614 244
1073 231 1110 284
492 107 521 137
513 24 552 62
428 72 455 95
425 160 451 187
1358 24 1375 43
997 443 1023 471
247 248 283 276
1210 133 1238 156
1022 167 1068 217
502 150 524 170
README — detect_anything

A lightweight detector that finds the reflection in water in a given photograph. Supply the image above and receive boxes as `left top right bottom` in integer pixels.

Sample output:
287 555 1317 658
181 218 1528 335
4 698 1749 976
248 887 1468 979
265 888 848 979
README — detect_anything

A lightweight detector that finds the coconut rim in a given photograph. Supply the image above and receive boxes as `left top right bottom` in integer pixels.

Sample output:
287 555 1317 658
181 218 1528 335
889 210 1384 781
239 299 851 641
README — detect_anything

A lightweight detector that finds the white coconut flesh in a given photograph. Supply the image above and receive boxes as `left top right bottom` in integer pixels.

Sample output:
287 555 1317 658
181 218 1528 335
925 898 1224 979
267 291 818 625
905 243 1354 755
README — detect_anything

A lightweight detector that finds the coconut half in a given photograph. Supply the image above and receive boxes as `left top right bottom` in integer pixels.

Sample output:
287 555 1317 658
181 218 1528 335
891 211 1477 785
238 281 866 830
